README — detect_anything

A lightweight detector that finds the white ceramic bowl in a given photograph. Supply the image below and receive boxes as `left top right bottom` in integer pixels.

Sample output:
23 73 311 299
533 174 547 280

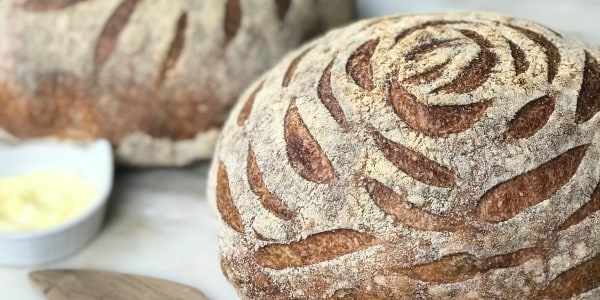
0 140 113 266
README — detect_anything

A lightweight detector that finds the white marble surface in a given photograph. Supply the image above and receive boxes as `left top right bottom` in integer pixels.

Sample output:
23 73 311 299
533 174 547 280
0 162 238 300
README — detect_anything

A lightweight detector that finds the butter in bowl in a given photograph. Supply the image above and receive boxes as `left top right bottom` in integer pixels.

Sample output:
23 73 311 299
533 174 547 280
0 140 113 266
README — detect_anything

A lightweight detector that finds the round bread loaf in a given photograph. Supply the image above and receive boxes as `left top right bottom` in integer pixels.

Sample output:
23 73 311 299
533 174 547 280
0 0 353 166
208 12 600 299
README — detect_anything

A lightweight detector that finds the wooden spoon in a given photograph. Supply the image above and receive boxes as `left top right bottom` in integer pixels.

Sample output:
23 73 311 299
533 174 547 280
29 269 207 300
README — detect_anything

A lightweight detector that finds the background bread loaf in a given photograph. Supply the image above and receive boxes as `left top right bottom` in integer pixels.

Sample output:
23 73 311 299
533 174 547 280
0 0 354 166
208 12 600 299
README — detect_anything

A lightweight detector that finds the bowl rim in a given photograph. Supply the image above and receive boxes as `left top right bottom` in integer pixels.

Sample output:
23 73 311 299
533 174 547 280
0 139 114 240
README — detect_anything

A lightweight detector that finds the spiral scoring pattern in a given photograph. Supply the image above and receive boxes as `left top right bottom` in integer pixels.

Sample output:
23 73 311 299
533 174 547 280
212 13 600 299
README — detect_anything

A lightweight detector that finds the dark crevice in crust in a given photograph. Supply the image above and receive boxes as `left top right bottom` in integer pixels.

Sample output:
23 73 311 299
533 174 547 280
394 21 468 44
254 229 378 269
284 99 335 184
403 60 450 84
476 145 589 223
216 161 244 233
318 60 349 130
283 49 310 87
508 39 530 75
155 12 188 87
237 81 264 126
575 51 600 123
559 181 600 231
389 78 490 136
365 178 461 231
392 247 539 283
21 0 86 11
94 0 139 72
346 39 379 91
247 146 296 220
506 94 555 140
509 25 561 83
224 0 241 45
274 0 291 20
536 254 600 299
405 38 459 61
432 29 497 94
373 131 456 188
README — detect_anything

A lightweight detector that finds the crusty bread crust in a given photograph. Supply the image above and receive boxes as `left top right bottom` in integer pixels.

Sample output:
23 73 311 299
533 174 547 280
209 12 600 299
0 0 353 166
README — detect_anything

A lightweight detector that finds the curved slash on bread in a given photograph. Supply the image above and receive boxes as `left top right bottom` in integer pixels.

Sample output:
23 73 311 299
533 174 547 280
559 181 600 231
274 0 291 20
508 39 530 75
346 39 379 91
575 51 600 124
535 254 600 299
254 229 378 269
216 161 245 233
391 247 538 283
365 178 461 231
247 146 295 220
403 60 450 84
389 79 489 136
432 29 497 94
284 99 335 184
373 131 456 188
155 12 188 87
509 25 561 83
476 145 588 223
283 49 311 87
237 81 264 126
318 59 349 130
506 94 555 140
223 0 241 45
94 0 139 73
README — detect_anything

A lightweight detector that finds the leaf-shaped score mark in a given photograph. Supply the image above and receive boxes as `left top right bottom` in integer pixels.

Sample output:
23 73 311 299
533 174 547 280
346 39 379 91
389 79 490 136
216 161 244 233
575 51 600 124
509 25 561 83
373 132 456 188
432 30 497 94
223 0 241 45
155 12 188 87
254 229 378 269
22 0 87 11
506 94 555 140
476 145 588 223
237 81 264 126
282 49 310 87
274 0 291 20
535 254 600 299
508 39 530 75
284 99 335 184
247 147 295 220
94 0 139 72
404 38 459 61
318 60 349 130
392 247 538 283
365 178 461 231
559 181 600 231
403 60 450 84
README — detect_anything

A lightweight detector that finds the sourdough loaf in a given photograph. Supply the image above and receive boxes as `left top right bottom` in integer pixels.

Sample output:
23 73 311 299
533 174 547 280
0 0 354 166
208 12 600 299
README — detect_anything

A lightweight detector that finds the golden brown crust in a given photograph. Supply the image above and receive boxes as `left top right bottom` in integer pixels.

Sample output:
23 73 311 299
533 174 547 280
209 12 600 299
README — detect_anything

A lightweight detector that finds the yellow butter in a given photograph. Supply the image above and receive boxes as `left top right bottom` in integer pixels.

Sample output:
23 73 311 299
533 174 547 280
0 171 97 232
